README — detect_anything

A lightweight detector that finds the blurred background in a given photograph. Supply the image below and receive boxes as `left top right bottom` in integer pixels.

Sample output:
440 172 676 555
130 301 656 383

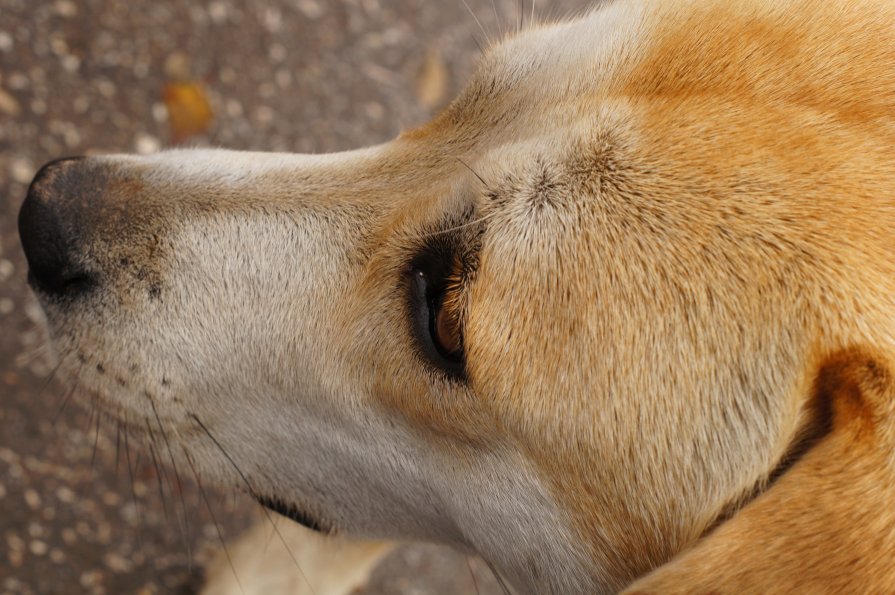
0 0 589 592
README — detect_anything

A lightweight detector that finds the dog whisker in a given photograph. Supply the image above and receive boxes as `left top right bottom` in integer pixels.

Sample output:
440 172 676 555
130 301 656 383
461 0 491 51
51 382 78 427
123 426 146 558
114 421 122 478
455 157 489 188
35 355 65 400
487 558 513 595
467 556 482 595
490 0 503 37
181 444 246 595
49 353 92 428
412 209 498 241
145 421 169 519
471 35 486 55
263 512 280 552
149 397 193 572
83 407 100 478
188 412 320 595
84 400 96 432
17 342 49 366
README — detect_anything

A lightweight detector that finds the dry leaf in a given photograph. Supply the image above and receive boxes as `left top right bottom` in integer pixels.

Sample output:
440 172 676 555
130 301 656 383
0 88 21 117
415 47 448 110
163 82 214 142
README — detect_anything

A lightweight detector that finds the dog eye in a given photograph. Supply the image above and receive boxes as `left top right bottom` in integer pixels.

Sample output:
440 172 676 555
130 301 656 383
409 266 465 379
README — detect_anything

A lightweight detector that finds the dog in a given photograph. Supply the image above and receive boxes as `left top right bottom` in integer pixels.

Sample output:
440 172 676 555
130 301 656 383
17 0 895 592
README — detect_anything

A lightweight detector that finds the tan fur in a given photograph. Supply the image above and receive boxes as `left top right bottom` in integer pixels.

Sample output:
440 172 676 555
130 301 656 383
627 348 895 593
21 0 895 592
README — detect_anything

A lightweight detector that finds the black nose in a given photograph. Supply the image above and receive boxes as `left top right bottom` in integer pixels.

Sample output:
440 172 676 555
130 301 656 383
18 157 95 297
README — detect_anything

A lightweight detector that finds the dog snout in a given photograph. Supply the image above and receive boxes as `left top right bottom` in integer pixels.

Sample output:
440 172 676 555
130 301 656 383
18 157 98 298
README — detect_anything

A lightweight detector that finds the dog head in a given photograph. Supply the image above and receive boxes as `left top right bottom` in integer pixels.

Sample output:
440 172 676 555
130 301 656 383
18 0 895 592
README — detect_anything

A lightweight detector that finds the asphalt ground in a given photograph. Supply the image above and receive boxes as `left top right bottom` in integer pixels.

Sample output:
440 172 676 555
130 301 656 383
0 0 589 593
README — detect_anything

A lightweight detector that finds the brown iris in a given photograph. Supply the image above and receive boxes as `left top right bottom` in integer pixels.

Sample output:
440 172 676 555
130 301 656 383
433 299 463 360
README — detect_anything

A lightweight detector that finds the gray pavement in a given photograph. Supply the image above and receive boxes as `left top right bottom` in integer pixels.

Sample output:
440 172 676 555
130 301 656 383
0 1 588 593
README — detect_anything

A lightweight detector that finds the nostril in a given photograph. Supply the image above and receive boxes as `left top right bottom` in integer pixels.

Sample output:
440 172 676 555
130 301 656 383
18 156 95 299
26 269 97 298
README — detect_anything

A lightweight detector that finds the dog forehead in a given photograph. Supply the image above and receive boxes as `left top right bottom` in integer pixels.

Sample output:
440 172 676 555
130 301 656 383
403 3 648 146
480 1 647 86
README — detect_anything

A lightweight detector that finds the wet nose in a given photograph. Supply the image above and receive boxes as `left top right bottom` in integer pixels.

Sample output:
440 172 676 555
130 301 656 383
18 157 96 297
